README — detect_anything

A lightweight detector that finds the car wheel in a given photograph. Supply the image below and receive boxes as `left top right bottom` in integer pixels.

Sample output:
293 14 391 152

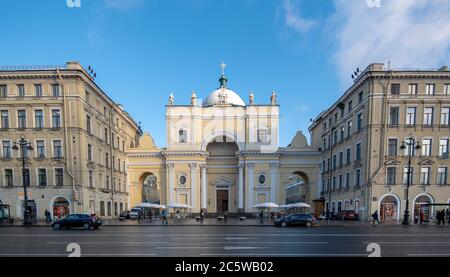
306 221 312 227
83 223 91 230
281 221 287 227
53 223 61 230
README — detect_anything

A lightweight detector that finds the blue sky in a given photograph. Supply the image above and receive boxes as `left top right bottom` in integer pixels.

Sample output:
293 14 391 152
1 0 450 147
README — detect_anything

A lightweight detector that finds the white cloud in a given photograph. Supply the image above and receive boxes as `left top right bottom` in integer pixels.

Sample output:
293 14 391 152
103 0 144 12
281 0 316 33
333 0 450 83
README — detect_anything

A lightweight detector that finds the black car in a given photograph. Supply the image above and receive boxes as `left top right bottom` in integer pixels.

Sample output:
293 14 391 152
118 210 131 220
52 213 102 230
274 214 316 227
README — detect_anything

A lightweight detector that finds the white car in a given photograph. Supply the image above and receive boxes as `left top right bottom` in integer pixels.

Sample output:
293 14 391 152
130 207 142 219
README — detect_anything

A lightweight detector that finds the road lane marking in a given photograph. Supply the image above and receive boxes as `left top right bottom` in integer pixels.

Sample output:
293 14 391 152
201 253 368 256
224 246 266 250
408 254 450 256
46 241 328 245
363 241 450 244
0 253 157 256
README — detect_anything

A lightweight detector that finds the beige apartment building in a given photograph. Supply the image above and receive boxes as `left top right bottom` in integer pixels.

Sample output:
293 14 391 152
0 61 141 221
309 63 450 222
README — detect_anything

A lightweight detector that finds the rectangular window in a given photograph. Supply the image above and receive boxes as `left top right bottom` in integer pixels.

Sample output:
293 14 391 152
356 113 362 131
391 84 400 95
389 107 399 125
5 169 13 187
356 143 362 161
439 139 449 157
52 84 60 97
340 126 345 141
404 138 417 156
179 129 188 143
86 115 91 134
347 121 352 137
346 172 350 188
420 167 430 185
17 84 25 97
36 140 45 157
113 156 116 170
333 129 337 145
437 167 448 185
2 140 11 158
38 169 47 186
53 140 62 158
104 128 109 144
403 167 414 185
55 168 63 187
34 110 44 128
332 155 337 170
423 107 434 125
332 177 336 190
422 138 432 156
348 101 353 113
346 148 351 164
426 84 435 95
406 107 416 125
358 91 363 103
105 153 109 168
1 110 9 128
89 170 93 188
339 175 343 189
18 110 26 129
0 85 7 97
87 144 92 161
441 107 450 125
387 167 396 185
355 169 361 186
445 84 450 95
388 138 398 156
52 110 61 128
339 152 343 167
34 84 42 97
118 158 121 172
408 84 417 95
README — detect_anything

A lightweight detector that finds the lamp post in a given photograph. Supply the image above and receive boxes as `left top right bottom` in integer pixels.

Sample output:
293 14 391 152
12 134 33 226
399 138 421 225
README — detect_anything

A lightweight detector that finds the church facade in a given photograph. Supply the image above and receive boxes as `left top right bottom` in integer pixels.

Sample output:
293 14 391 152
126 70 322 215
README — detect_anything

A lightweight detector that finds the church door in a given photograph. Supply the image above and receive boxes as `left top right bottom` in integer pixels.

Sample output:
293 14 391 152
216 190 229 212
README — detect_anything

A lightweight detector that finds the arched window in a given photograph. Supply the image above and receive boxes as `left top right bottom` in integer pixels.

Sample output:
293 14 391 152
107 202 112 216
120 203 124 214
100 201 105 216
114 202 118 216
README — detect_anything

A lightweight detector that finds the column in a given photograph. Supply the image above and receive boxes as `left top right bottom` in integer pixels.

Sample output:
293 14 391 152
270 163 278 203
247 163 255 211
167 163 175 204
237 164 244 210
201 164 207 210
189 163 197 211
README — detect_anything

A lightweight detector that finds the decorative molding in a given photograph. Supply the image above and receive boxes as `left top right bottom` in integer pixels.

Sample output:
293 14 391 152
210 176 234 187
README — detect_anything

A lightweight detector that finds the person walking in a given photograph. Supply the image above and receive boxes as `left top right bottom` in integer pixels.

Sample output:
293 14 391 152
259 209 264 224
200 210 205 224
371 210 380 225
137 210 143 224
44 209 51 224
414 213 419 225
161 209 168 225
224 210 228 223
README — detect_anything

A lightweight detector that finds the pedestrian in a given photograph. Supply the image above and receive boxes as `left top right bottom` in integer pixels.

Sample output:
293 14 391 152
224 210 228 223
259 209 264 224
161 209 168 225
414 213 419 225
270 212 275 223
200 210 205 224
371 210 380 225
44 209 51 224
137 210 143 223
446 208 450 225
420 211 424 224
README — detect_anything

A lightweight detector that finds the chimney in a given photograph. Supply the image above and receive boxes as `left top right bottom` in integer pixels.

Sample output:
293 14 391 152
66 61 82 70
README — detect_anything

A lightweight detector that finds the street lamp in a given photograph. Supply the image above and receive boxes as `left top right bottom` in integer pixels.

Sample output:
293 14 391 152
12 134 33 226
399 138 421 225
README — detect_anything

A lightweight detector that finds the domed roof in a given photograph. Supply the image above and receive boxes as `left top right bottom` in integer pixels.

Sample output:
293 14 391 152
203 87 245 106
288 131 309 148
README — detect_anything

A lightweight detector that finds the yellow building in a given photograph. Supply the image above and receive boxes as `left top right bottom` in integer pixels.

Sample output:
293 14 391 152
127 67 322 215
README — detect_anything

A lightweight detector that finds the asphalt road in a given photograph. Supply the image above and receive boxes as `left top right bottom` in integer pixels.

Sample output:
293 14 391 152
0 225 449 257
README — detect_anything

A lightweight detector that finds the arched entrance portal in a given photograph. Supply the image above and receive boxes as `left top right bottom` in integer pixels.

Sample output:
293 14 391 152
414 194 434 223
205 136 239 213
140 173 160 204
379 194 399 221
52 196 70 220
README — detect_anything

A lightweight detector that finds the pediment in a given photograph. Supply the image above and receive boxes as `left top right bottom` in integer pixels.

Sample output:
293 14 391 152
418 159 435 165
210 176 234 187
384 159 401 165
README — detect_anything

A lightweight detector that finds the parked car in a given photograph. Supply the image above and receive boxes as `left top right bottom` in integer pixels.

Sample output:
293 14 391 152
336 210 357 220
118 210 131 220
274 213 316 227
52 213 102 230
130 208 142 219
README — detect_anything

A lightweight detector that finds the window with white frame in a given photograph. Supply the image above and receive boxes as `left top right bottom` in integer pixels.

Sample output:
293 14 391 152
1 110 9 128
345 172 350 188
347 121 352 137
52 84 60 97
2 140 11 158
437 167 448 185
386 167 396 185
0 85 7 97
53 140 62 158
406 107 416 125
35 84 42 97
439 139 449 156
441 107 450 125
389 107 399 125
18 110 26 129
36 140 45 158
52 110 61 128
38 168 47 186
355 169 361 186
423 107 434 125
179 129 188 143
55 168 63 187
403 166 414 185
5 169 13 187
408 84 417 95
355 143 362 160
346 148 351 164
421 138 432 156
388 138 398 156
426 84 435 95
35 110 44 128
420 167 430 185
17 84 25 97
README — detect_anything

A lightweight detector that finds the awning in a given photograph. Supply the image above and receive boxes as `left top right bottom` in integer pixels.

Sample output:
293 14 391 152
253 202 279 209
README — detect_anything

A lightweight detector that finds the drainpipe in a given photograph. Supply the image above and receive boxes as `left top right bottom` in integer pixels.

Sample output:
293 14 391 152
109 107 115 220
56 68 76 212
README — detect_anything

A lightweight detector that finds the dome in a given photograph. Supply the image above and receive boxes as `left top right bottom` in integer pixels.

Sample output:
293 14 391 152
203 87 245 106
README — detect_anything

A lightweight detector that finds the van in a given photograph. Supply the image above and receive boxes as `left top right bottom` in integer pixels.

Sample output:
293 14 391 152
130 207 142 219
